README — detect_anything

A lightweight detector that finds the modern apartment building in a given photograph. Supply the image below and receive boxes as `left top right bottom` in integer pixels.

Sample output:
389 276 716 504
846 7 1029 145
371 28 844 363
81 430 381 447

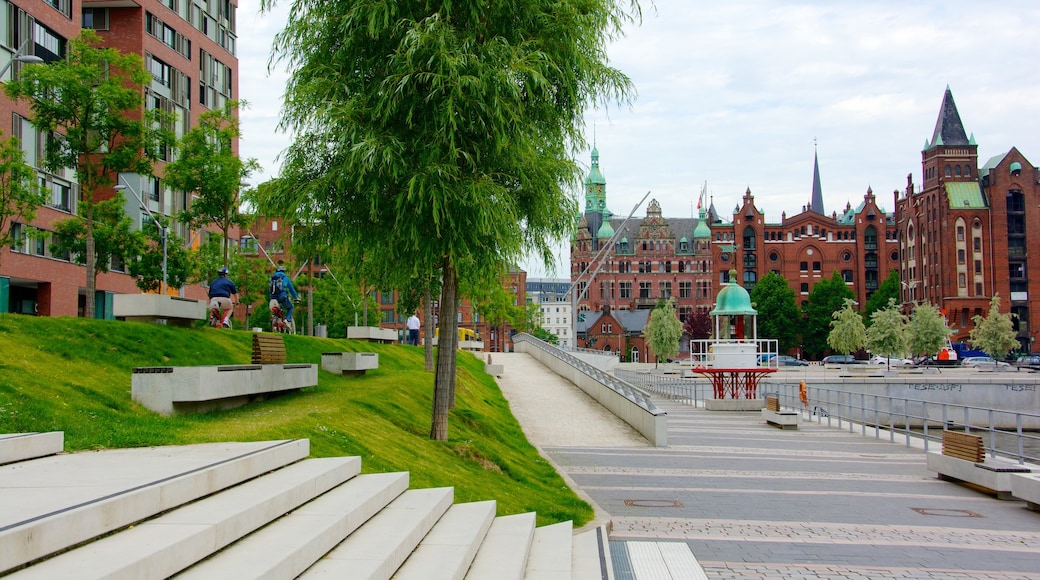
0 0 239 317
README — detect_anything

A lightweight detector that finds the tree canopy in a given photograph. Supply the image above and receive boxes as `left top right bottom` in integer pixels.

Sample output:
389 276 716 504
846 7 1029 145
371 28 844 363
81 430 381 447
906 302 951 359
750 271 800 351
644 298 683 366
828 298 866 356
865 298 907 362
864 269 900 321
970 295 1019 359
257 0 641 439
802 272 856 358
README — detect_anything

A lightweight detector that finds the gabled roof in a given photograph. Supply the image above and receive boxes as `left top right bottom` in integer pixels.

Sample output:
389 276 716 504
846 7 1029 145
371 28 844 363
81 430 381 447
614 309 650 333
945 182 986 209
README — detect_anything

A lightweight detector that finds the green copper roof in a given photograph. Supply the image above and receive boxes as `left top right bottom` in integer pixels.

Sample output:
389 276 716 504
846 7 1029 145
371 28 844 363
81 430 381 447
710 277 757 316
597 215 614 238
587 147 606 185
693 207 711 238
1010 161 1023 173
945 182 986 209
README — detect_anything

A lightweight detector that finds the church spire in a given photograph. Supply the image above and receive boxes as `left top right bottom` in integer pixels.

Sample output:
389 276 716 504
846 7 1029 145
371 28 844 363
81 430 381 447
810 142 824 215
927 85 970 149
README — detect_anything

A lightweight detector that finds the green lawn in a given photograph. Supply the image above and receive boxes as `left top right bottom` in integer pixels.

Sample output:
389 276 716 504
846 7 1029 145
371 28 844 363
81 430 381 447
0 314 591 526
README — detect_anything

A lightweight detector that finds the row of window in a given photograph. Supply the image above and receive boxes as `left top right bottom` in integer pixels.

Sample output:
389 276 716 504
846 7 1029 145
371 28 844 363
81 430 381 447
146 12 192 59
9 222 128 273
925 164 973 180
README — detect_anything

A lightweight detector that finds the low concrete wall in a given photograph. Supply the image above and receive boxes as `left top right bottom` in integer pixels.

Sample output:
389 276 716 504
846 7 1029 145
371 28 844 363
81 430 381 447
926 451 1031 499
114 294 205 327
347 326 398 343
132 364 318 415
515 340 667 447
1011 473 1040 511
322 352 378 375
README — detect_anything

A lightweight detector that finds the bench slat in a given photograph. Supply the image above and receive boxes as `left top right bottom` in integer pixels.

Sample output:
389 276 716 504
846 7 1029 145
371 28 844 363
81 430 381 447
942 431 984 462
252 334 287 365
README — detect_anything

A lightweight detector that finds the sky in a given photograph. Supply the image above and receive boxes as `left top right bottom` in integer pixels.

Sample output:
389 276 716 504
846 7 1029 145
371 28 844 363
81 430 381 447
235 0 1040 278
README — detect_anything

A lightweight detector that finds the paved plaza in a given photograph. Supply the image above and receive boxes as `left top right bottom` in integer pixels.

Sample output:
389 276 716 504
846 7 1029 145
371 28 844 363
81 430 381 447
494 353 1040 579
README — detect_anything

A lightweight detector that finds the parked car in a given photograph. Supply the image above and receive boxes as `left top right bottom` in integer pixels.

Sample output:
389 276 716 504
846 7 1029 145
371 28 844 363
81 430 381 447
821 354 863 364
961 356 1011 369
869 355 913 367
1014 354 1040 370
775 355 809 366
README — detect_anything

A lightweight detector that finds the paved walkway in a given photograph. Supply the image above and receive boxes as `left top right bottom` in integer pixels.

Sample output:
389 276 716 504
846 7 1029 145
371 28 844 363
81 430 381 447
494 353 1040 579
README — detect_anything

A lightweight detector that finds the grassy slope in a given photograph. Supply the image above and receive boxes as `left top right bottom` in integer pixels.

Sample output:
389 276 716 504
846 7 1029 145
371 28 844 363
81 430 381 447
0 315 591 526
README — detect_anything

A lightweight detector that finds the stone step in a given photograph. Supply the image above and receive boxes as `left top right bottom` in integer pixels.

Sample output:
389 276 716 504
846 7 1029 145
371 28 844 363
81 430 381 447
572 526 611 580
622 541 708 580
394 500 496 580
6 456 360 580
0 439 309 574
299 487 454 579
0 432 64 466
465 512 537 580
177 471 410 579
523 520 573 580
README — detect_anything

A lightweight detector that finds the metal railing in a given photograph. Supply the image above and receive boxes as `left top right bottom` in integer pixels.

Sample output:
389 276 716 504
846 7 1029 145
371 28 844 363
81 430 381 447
617 370 1040 465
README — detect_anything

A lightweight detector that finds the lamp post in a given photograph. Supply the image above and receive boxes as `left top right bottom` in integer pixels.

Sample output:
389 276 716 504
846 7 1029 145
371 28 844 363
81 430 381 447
114 180 168 296
0 39 44 79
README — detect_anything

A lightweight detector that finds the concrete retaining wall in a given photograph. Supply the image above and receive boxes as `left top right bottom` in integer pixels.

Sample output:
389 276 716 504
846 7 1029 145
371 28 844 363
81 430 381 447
132 364 318 415
516 341 667 447
114 294 205 327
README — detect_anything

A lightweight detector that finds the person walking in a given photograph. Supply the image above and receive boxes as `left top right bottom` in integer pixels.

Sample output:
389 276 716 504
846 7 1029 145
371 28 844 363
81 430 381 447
208 267 238 328
406 313 420 346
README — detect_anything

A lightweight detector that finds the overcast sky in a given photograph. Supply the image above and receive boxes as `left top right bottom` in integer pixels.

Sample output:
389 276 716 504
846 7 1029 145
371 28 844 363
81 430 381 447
236 1 1040 278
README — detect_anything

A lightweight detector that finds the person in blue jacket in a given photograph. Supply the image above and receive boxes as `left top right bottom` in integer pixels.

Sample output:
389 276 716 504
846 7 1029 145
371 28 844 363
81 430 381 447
269 264 299 326
208 267 238 328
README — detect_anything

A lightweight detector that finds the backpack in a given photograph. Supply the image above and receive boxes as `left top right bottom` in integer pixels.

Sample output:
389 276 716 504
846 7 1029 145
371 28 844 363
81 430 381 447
269 274 284 298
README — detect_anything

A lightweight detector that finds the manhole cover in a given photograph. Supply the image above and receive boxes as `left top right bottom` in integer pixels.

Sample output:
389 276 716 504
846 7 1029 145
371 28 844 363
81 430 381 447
624 499 684 508
911 508 982 518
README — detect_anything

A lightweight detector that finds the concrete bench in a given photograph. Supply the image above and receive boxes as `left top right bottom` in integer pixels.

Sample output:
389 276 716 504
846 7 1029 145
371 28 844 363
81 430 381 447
346 326 398 343
761 395 798 429
322 352 378 376
113 294 206 328
132 364 318 415
1010 472 1040 511
926 430 1032 499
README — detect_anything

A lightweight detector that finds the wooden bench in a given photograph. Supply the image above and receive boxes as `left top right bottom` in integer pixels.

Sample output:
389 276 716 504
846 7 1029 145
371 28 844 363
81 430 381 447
761 395 798 429
941 431 984 462
253 334 287 365
927 429 1032 499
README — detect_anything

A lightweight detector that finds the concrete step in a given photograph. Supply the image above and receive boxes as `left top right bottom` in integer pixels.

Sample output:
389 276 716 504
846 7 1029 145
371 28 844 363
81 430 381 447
622 541 708 580
0 432 63 465
523 520 573 580
299 487 455 579
6 456 360 579
0 439 309 574
394 500 496 580
572 526 611 580
465 512 537 580
177 471 410 579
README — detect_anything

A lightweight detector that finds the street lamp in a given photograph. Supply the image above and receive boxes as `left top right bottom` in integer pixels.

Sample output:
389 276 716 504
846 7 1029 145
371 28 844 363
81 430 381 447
0 40 44 79
114 180 168 296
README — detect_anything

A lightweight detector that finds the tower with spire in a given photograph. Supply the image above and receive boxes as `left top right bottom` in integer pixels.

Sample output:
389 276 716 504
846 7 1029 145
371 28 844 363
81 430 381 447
809 145 825 215
582 147 610 251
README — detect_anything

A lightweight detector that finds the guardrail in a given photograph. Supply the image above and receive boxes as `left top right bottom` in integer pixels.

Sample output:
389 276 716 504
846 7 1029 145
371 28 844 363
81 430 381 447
616 369 1040 464
513 333 667 446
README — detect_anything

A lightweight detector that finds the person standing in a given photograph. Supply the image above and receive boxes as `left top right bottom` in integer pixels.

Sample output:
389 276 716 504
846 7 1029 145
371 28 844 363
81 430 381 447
269 264 299 328
208 267 238 328
406 313 420 346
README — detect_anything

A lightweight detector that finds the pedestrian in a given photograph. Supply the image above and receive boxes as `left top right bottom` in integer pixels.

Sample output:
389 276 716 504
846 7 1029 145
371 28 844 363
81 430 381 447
406 313 420 346
208 267 238 328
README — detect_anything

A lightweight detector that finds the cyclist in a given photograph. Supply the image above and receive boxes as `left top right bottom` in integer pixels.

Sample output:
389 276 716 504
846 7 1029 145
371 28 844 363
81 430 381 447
269 264 299 330
208 267 238 328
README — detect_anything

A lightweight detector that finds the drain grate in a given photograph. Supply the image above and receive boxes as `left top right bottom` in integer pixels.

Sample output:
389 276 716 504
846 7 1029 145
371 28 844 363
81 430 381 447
624 499 684 508
911 507 983 518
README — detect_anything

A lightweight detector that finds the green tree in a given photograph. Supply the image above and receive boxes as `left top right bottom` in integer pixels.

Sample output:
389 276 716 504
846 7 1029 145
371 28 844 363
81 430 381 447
970 295 1019 359
828 298 866 356
258 0 638 439
644 298 683 367
905 302 951 359
750 271 800 351
864 269 900 321
164 102 259 267
0 133 44 269
803 272 855 358
49 194 142 284
865 298 907 367
4 30 173 319
126 217 192 293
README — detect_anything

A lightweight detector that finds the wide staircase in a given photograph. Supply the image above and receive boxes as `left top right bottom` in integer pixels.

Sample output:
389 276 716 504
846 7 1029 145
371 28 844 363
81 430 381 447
0 433 610 579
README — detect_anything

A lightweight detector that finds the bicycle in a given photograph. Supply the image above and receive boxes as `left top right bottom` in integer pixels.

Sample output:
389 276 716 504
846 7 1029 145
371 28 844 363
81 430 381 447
269 298 295 334
209 301 233 329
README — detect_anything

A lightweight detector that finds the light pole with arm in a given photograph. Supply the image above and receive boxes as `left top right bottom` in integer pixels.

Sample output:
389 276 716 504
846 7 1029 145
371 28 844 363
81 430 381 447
114 180 167 295
0 39 44 79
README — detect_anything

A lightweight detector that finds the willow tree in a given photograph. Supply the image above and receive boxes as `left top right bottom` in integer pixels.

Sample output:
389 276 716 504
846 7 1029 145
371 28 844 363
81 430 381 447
257 0 640 439
4 30 172 319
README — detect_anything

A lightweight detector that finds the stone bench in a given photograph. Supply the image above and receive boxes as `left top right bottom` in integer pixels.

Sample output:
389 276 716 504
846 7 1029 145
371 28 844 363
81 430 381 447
346 326 398 343
322 352 378 376
1010 472 1040 511
113 294 205 328
132 364 318 415
761 395 798 429
926 430 1032 499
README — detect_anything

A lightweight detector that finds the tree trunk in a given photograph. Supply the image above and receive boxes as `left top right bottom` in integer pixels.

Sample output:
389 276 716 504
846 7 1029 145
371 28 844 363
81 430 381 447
423 288 434 372
430 258 459 440
361 278 368 326
84 205 96 319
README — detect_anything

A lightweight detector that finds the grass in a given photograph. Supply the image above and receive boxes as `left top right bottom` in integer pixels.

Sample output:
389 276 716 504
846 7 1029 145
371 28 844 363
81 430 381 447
0 314 592 526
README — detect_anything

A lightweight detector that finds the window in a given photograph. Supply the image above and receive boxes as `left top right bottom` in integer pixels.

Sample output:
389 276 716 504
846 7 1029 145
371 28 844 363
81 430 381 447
944 165 951 177
841 270 853 283
639 281 651 298
679 281 692 299
973 237 981 252
956 225 965 241
800 283 809 294
974 260 982 274
812 261 821 272
800 261 808 272
957 249 965 264
83 8 109 30
620 282 631 299
659 281 672 299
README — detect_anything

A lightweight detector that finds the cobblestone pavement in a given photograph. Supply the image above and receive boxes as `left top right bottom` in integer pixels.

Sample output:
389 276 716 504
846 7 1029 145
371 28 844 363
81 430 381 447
495 354 1040 579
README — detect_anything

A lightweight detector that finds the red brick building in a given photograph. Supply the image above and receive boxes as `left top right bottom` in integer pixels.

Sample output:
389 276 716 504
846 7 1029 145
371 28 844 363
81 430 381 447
897 87 1040 351
1 0 239 317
